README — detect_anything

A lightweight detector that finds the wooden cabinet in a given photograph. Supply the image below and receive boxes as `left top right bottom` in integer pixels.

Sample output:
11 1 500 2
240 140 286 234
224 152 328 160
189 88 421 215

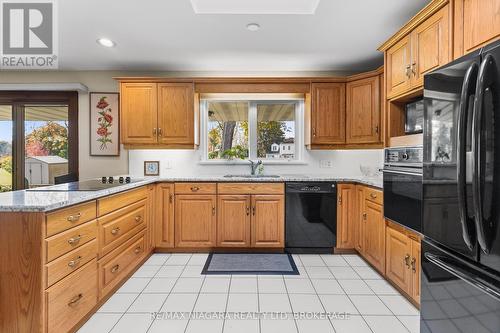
157 83 195 145
119 81 197 148
120 82 158 144
155 183 175 248
175 194 217 247
363 199 385 273
217 195 251 247
251 195 284 248
385 222 421 304
354 185 365 253
455 0 500 57
310 83 346 144
336 183 356 249
346 76 380 143
383 4 451 99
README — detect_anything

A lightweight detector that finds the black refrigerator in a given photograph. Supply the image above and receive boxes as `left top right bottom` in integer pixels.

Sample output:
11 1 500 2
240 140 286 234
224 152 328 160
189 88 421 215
422 39 500 332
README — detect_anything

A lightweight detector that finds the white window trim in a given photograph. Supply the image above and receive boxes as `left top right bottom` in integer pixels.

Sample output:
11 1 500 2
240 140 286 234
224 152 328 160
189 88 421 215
199 98 305 164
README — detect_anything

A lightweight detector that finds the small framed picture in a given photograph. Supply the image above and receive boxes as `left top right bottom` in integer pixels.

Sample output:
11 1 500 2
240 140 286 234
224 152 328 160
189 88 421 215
89 92 120 156
144 161 160 176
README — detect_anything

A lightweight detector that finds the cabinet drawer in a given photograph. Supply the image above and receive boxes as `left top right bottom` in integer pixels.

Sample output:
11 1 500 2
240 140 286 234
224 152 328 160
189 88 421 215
364 188 383 205
98 199 147 257
46 259 98 333
175 182 216 194
46 239 97 288
46 220 97 262
98 186 148 216
217 183 284 195
46 201 97 237
98 231 146 298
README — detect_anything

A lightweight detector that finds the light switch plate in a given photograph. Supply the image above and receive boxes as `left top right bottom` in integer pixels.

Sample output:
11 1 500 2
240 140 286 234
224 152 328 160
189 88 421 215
320 160 333 168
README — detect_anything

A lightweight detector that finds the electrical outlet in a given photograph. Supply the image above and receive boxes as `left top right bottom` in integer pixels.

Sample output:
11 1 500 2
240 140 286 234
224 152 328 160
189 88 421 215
320 160 333 168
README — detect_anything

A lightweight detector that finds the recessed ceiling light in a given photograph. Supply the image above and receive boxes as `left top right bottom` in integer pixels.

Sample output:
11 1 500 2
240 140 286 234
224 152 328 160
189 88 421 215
246 23 261 32
96 38 116 48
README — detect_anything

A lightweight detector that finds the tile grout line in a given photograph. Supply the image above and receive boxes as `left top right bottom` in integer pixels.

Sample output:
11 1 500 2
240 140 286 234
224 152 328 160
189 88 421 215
316 255 338 333
221 274 232 333
282 273 300 333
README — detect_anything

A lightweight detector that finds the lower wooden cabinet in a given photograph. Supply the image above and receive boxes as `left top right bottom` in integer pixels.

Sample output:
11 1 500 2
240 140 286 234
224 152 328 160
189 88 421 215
175 194 217 247
354 185 365 253
251 195 284 248
155 183 175 248
217 195 251 247
337 184 356 249
363 199 385 273
385 222 421 304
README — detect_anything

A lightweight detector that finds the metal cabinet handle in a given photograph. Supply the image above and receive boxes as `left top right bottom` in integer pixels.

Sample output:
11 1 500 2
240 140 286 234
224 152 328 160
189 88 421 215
405 65 411 78
190 186 200 192
153 128 157 136
158 128 163 137
411 257 416 273
252 206 256 216
246 206 250 216
212 207 216 216
169 194 174 203
134 247 142 254
67 213 81 222
312 128 317 137
111 264 120 273
411 62 417 76
111 227 120 235
135 215 142 222
338 196 342 204
404 254 411 268
374 125 379 134
363 213 367 220
68 293 83 306
68 256 82 268
370 193 377 199
67 235 82 245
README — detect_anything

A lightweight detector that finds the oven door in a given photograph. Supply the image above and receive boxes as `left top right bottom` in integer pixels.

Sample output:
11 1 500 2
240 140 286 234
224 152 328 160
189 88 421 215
383 168 423 233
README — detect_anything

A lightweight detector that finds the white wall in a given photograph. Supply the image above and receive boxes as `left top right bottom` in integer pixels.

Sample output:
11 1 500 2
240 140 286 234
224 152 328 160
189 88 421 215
128 149 383 178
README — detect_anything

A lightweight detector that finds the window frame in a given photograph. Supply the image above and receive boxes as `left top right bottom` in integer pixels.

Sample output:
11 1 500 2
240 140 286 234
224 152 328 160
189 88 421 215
200 97 304 164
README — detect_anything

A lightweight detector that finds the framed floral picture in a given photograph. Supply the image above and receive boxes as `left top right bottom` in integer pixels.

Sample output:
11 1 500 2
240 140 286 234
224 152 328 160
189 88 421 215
90 92 120 156
144 161 160 176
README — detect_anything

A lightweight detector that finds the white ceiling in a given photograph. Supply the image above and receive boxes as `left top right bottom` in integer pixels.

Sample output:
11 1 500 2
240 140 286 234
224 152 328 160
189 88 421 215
58 0 430 72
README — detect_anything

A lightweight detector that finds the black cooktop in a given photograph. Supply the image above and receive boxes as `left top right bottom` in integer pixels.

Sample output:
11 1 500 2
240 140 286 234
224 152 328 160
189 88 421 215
26 177 143 192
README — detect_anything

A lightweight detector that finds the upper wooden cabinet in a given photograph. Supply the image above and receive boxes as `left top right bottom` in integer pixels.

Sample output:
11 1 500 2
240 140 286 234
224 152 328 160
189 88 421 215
310 83 346 144
346 76 381 143
384 4 451 99
454 0 500 57
336 183 356 249
157 83 195 145
119 81 197 148
120 82 158 144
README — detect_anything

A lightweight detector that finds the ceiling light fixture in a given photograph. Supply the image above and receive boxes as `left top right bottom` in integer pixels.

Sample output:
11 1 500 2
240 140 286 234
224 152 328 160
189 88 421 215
246 23 261 32
96 38 116 48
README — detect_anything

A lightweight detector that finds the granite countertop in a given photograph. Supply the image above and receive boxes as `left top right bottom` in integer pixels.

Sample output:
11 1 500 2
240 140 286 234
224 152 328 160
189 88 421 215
0 175 382 212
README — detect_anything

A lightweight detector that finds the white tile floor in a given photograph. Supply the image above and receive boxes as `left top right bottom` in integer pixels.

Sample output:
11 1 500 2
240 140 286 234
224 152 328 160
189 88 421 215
78 253 420 333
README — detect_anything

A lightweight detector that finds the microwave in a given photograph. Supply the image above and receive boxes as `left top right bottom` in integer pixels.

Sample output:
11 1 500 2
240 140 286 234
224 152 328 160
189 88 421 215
405 99 424 134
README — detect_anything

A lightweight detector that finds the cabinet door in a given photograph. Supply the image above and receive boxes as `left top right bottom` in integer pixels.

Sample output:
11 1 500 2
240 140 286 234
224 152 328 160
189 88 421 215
386 35 412 99
251 195 284 248
311 83 346 144
346 76 380 144
217 195 251 247
354 185 365 253
363 201 385 272
120 82 158 144
157 83 194 145
155 183 175 248
411 238 421 304
385 226 411 294
175 195 216 247
459 0 500 55
336 184 356 249
411 4 451 88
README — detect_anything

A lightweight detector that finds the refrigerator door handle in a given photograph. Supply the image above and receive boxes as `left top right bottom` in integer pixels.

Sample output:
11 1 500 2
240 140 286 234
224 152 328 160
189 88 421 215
425 252 500 301
472 54 495 254
457 62 478 250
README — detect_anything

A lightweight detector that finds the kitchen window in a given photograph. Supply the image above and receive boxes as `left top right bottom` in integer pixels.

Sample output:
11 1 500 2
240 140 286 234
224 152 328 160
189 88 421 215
201 96 303 162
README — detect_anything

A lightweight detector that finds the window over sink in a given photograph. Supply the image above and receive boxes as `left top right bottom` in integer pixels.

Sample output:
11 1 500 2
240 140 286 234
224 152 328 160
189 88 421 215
200 95 303 163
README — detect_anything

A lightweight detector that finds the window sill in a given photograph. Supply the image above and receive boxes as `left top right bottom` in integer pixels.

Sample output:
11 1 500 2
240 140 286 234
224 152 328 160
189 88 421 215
198 160 308 166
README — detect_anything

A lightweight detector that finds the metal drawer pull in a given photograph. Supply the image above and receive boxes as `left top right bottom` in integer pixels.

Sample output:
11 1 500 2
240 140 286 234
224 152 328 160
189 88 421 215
111 227 120 235
135 215 142 222
370 193 377 199
68 256 82 268
67 235 82 245
411 257 416 273
68 293 83 306
246 207 250 216
362 213 367 220
134 247 142 254
190 186 200 192
67 213 81 222
111 264 120 273
404 254 411 268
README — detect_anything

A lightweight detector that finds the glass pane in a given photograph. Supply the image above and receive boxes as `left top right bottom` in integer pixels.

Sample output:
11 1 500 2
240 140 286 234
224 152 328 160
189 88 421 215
0 105 13 192
207 101 249 160
24 105 69 188
257 103 295 159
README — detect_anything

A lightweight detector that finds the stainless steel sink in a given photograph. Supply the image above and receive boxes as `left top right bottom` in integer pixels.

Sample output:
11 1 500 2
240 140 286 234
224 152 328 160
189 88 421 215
224 174 281 178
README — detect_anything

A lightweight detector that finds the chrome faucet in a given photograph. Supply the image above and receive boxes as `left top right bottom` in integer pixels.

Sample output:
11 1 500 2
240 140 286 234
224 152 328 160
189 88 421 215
249 160 263 175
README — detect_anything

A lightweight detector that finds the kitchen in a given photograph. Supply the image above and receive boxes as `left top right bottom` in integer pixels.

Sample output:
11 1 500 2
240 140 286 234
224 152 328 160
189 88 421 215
0 0 499 333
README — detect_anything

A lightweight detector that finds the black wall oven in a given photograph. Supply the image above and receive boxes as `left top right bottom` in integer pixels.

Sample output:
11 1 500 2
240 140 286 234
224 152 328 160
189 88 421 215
383 146 423 233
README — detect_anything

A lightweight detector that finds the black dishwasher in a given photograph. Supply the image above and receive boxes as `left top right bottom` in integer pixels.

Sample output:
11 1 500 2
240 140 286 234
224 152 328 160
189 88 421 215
285 182 337 253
